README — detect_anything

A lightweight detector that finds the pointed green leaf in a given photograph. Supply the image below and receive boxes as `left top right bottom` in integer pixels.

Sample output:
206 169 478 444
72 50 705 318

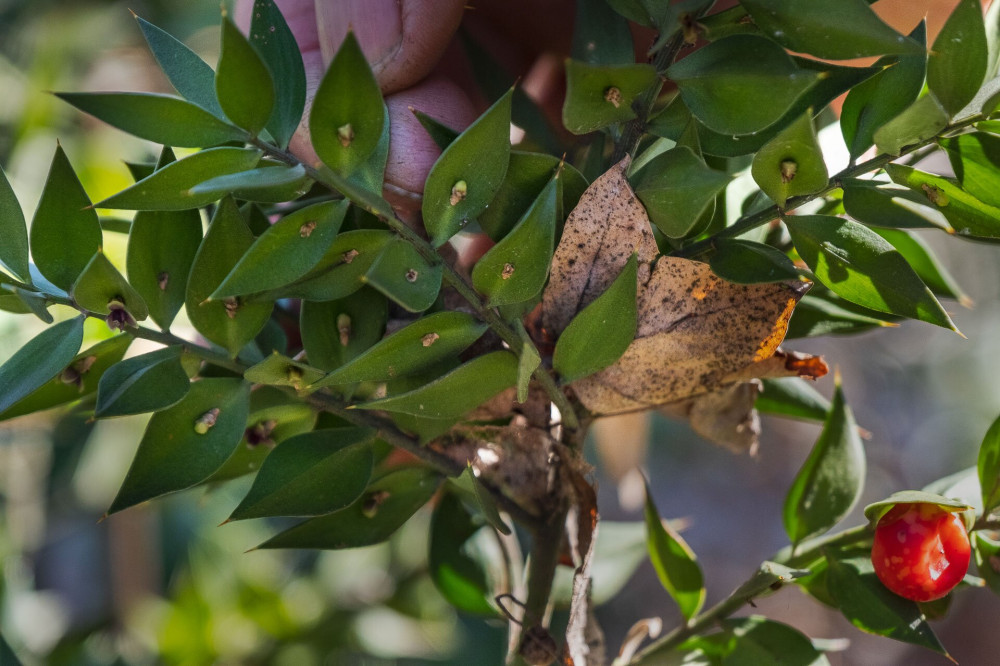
713 617 832 666
249 0 306 148
872 228 970 304
449 466 512 536
873 94 950 157
0 316 85 415
752 112 828 208
300 289 388 372
0 165 29 282
978 414 1000 514
95 147 262 211
634 147 732 237
212 200 347 298
429 490 497 616
313 311 488 388
258 466 442 549
756 378 831 423
412 108 460 150
554 254 637 383
71 251 148 321
109 378 251 513
975 533 1000 597
185 197 273 355
135 14 223 117
787 291 898 339
473 176 557 306
841 24 927 161
479 151 588 242
783 382 865 545
29 146 102 290
666 35 821 136
216 16 274 135
126 208 202 330
423 90 513 246
228 427 375 521
645 483 705 620
709 239 801 284
941 131 1000 208
928 0 988 116
826 552 949 655
56 92 247 147
562 60 659 134
7 287 53 323
310 31 384 174
0 333 131 421
740 0 921 60
842 179 953 232
94 346 189 418
786 214 959 331
363 238 443 312
269 229 393 301
244 352 325 389
348 104 391 195
886 162 1000 239
357 351 518 419
188 163 311 202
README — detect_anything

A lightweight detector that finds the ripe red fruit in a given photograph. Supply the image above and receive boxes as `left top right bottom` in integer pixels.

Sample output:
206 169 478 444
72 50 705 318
871 503 971 602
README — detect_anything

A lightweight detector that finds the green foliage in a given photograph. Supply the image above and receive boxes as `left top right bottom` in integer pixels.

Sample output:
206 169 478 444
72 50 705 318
644 482 705 620
94 346 189 418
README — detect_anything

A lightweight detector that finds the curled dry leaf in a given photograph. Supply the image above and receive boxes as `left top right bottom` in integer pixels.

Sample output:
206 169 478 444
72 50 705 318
561 465 606 666
541 157 827 442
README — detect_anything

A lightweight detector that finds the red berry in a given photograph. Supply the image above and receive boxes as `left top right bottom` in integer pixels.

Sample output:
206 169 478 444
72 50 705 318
871 503 971 602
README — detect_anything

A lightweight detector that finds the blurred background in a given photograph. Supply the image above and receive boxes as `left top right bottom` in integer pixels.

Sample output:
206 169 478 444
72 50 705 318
1 0 999 664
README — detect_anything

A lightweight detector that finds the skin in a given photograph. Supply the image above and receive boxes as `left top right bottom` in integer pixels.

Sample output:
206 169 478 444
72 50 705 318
871 503 971 602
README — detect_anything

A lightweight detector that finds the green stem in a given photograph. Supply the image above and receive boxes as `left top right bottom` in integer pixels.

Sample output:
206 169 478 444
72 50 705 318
672 114 984 260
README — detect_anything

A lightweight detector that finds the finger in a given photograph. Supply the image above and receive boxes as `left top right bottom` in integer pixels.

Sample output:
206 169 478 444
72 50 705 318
315 0 467 95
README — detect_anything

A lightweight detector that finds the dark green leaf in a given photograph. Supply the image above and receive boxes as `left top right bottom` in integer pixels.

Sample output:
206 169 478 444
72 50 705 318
0 165 29 282
633 147 731 238
756 378 831 423
644 483 705 620
709 239 801 284
572 0 634 65
928 0 988 116
472 176 557 306
71 251 148 321
840 24 927 161
212 200 347 298
864 491 973 525
185 197 273 355
449 465 512 536
300 289 388 372
872 228 970 304
783 381 865 545
135 14 223 117
665 35 821 136
786 291 898 338
826 552 949 655
0 333 131 421
786 214 958 331
357 351 518 419
249 0 307 148
941 131 1000 208
109 378 251 513
188 163 311 202
270 229 393 301
57 92 247 147
842 179 953 232
95 147 262 211
94 346 189 418
310 32 384 175
554 254 637 383
228 427 375 520
0 317 85 415
411 108 460 150
974 533 1000 597
216 17 274 135
886 163 1000 239
751 112 828 208
423 90 513 246
717 616 831 666
479 151 588 242
978 414 1000 514
7 287 53 323
429 491 497 615
257 466 442 550
740 0 920 59
363 238 443 312
244 352 325 390
126 208 203 330
873 94 950 156
562 60 659 134
29 145 102 290
313 311 487 387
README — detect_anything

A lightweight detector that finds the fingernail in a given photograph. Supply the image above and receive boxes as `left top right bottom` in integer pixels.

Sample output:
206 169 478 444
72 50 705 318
316 0 403 71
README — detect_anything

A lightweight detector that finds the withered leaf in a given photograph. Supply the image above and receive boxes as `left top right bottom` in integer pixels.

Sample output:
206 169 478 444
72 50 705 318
661 381 762 454
542 156 658 338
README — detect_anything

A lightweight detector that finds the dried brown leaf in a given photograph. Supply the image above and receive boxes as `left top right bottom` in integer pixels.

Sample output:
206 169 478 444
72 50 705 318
661 381 762 454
